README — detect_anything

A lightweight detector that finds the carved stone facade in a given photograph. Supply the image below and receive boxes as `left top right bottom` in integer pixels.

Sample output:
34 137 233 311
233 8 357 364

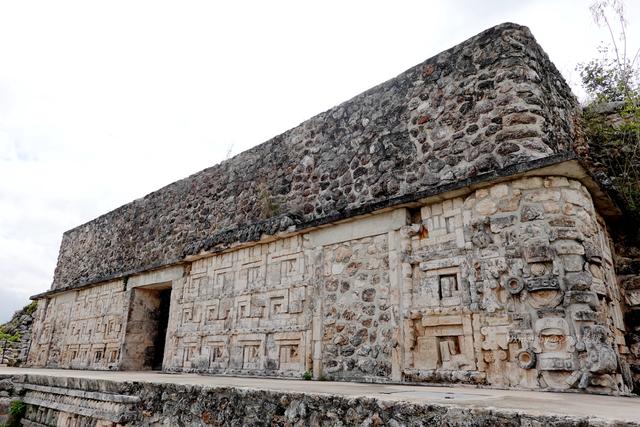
25 23 637 396
166 237 312 376
29 280 127 370
27 176 634 395
400 177 630 393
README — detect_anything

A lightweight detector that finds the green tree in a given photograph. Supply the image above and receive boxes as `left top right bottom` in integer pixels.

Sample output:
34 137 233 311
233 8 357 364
6 400 26 427
0 328 20 343
578 0 639 103
577 0 640 218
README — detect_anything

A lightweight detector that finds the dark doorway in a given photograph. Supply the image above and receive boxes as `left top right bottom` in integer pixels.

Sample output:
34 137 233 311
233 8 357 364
120 283 173 371
152 289 171 370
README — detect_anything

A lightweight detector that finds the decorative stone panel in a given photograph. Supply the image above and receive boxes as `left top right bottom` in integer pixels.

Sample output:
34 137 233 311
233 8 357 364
164 236 313 377
28 175 633 395
399 177 631 394
20 382 139 426
27 280 127 370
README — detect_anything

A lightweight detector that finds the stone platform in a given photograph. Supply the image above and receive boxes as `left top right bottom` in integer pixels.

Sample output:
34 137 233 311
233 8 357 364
0 367 638 426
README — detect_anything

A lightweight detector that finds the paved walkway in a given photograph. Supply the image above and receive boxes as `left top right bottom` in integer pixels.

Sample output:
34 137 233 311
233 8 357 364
1 367 638 423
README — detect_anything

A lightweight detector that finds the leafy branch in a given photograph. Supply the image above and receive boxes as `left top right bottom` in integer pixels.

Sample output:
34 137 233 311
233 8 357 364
578 0 639 103
577 1 640 219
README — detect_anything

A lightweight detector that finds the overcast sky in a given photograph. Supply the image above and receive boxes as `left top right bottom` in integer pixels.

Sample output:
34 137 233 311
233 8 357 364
1 0 639 322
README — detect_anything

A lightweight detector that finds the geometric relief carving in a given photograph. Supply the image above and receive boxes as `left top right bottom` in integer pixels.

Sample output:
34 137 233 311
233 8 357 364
87 234 287 377
92 346 104 364
205 300 220 323
216 271 235 295
268 250 304 287
106 317 121 337
242 343 261 369
28 280 128 370
235 333 265 371
218 299 232 320
420 199 464 248
204 336 229 369
65 345 79 365
413 266 463 308
184 275 202 298
182 343 199 368
439 273 458 299
269 296 285 318
163 234 309 375
182 306 195 324
280 259 296 278
244 265 262 291
412 314 475 371
288 286 305 314
166 241 313 377
274 332 303 372
107 347 119 364
237 299 250 320
79 346 90 364
210 345 224 364
278 342 300 371
249 295 266 318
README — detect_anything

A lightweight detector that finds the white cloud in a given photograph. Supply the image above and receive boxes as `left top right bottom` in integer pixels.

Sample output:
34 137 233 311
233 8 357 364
0 0 639 322
0 130 17 161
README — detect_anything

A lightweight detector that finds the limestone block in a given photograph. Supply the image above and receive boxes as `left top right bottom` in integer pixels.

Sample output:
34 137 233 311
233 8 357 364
512 177 543 190
554 240 585 255
562 189 592 209
524 189 561 203
475 199 497 216
523 242 554 263
490 184 509 199
562 255 585 272
544 177 570 188
624 289 640 307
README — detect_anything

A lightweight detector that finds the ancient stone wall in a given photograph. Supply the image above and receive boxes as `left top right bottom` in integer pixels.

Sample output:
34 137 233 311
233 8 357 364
49 23 580 292
0 303 36 367
165 236 313 376
27 22 638 396
28 280 128 370
579 101 640 392
320 234 396 380
619 248 640 392
29 175 633 395
400 177 630 393
0 377 18 426
5 374 636 427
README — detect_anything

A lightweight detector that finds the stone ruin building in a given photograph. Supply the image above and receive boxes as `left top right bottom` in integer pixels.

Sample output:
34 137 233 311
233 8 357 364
25 23 638 397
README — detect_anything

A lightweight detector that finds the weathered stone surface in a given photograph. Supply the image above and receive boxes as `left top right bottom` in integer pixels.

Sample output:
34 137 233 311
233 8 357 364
3 372 638 427
0 303 36 367
27 177 633 396
25 22 637 398
49 22 580 292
